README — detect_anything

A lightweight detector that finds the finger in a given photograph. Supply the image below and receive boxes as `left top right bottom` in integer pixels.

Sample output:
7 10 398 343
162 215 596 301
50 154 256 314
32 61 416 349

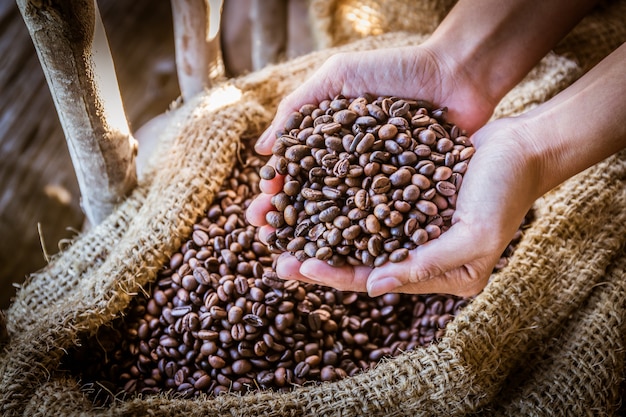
273 255 321 286
367 259 491 297
367 222 496 297
259 176 284 195
257 224 276 245
299 258 372 292
255 126 278 155
275 253 307 281
255 114 289 155
255 64 346 154
245 193 274 227
259 155 285 195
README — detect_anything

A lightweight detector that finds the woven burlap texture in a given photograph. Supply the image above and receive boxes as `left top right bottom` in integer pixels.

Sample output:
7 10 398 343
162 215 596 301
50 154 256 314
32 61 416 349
3 1 626 415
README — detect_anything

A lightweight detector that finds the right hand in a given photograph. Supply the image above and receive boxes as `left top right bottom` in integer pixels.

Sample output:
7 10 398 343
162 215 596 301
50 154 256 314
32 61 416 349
265 116 541 298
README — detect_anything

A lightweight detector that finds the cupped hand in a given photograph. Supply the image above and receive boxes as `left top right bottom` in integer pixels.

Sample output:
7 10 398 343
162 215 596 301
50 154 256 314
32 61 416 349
272 118 541 297
246 44 525 297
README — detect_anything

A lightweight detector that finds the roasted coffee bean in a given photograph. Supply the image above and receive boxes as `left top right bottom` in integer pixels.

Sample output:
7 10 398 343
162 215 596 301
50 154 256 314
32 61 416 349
333 109 358 126
192 230 210 247
285 112 304 131
342 225 361 240
193 374 212 391
259 165 276 180
365 214 381 234
389 100 410 117
171 306 192 318
378 124 398 140
370 175 391 194
436 138 454 153
319 206 341 223
301 187 324 201
403 218 418 237
416 200 438 216
294 361 311 378
435 181 456 197
227 306 244 324
265 211 286 228
353 132 374 154
315 247 333 261
373 204 390 220
389 168 412 187
432 166 452 182
281 205 297 227
232 359 253 375
460 146 475 161
389 248 409 263
282 181 301 197
425 224 442 240
367 235 384 257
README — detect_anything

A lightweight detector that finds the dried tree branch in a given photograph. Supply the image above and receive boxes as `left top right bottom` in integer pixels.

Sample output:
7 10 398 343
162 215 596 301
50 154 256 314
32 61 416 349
16 0 137 226
171 0 225 101
250 0 288 71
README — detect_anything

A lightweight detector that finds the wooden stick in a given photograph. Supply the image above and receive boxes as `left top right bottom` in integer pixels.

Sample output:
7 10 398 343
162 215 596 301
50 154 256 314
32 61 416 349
16 0 137 226
171 0 225 101
250 0 288 71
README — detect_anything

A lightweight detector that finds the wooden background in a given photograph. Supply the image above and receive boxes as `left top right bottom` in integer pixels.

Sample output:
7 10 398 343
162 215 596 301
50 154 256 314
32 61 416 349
1 1 179 310
0 0 312 310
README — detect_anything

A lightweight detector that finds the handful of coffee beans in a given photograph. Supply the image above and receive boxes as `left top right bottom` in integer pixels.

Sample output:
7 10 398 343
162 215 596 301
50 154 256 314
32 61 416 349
261 95 474 267
63 102 532 404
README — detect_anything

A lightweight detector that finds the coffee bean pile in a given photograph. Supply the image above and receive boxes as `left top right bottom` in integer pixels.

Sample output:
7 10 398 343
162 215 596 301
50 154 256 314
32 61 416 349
261 95 474 267
64 139 532 404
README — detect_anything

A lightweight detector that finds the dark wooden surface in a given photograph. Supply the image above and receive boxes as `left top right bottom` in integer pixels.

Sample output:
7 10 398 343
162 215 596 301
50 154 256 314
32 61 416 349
0 0 312 310
0 1 180 309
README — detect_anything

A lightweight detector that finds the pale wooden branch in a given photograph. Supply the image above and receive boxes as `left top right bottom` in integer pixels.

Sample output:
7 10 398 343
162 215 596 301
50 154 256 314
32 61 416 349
16 0 137 226
171 0 225 101
250 0 288 71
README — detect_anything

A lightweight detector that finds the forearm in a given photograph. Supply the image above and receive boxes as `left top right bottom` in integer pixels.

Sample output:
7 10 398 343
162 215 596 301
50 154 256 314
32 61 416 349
425 0 599 107
519 42 626 197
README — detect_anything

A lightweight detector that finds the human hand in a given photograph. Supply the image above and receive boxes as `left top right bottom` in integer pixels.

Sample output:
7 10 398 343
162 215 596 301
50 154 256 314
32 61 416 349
268 117 539 297
247 44 496 223
246 44 519 297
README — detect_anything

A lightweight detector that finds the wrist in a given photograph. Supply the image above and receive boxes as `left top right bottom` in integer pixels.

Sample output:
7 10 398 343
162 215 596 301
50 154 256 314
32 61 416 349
421 32 504 112
424 0 599 117
414 40 498 133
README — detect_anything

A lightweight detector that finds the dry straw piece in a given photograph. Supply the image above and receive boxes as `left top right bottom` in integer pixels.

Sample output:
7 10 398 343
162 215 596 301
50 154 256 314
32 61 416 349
2 0 626 416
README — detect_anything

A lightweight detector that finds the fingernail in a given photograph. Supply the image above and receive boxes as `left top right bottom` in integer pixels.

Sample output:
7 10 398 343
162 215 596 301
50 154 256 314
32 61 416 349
367 276 402 297
254 126 272 151
299 261 324 283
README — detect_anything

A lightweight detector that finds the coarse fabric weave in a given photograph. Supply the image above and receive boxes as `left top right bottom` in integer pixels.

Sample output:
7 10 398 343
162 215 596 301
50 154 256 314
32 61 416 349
2 0 626 416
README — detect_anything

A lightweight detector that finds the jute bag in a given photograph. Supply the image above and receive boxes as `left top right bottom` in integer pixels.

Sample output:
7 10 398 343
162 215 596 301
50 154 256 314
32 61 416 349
2 1 625 415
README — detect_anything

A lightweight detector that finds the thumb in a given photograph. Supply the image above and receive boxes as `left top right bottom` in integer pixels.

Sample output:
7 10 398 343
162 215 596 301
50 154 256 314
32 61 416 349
255 64 346 154
254 87 327 155
367 223 498 297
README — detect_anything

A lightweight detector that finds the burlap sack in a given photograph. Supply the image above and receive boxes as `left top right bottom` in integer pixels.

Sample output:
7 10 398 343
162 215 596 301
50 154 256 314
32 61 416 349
2 1 625 416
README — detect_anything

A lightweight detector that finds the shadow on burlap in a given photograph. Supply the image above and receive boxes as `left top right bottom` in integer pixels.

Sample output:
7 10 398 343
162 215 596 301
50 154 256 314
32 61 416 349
2 1 626 416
